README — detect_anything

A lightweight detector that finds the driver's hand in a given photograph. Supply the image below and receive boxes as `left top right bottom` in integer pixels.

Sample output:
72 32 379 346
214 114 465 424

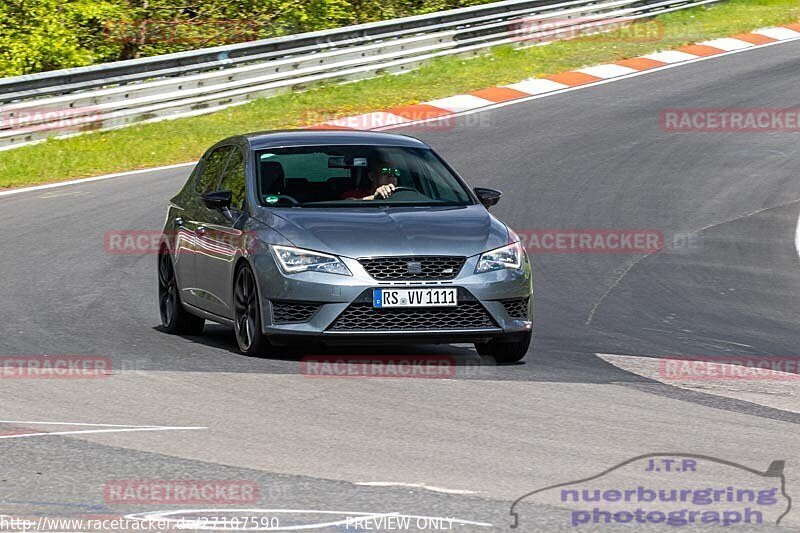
374 184 396 199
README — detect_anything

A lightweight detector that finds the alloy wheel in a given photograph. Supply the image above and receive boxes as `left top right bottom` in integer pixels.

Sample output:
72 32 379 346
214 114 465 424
158 252 177 327
234 267 258 351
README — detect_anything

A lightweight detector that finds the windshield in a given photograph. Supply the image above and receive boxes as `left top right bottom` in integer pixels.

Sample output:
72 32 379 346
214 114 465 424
256 145 474 207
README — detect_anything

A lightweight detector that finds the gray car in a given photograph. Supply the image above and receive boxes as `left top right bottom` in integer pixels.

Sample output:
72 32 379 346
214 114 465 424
158 130 533 362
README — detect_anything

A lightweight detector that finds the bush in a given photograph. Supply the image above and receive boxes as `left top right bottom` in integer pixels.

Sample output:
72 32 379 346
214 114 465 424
0 0 495 77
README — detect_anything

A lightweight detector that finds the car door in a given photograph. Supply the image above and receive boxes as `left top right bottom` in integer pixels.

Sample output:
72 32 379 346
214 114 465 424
181 145 233 309
192 144 247 318
167 165 203 308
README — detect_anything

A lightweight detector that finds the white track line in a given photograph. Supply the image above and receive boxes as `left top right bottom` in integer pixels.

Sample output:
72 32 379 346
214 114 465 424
796 208 800 261
0 421 208 440
0 162 195 198
126 509 493 531
354 481 478 495
0 420 178 427
0 427 208 440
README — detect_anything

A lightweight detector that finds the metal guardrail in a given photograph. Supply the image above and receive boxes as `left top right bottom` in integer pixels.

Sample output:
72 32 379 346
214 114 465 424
0 0 717 150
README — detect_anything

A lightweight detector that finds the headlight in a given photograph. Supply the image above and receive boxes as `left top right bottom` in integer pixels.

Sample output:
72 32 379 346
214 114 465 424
272 245 352 276
475 242 523 274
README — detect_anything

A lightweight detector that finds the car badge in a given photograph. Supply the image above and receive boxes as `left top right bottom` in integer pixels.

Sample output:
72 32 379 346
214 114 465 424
407 261 423 274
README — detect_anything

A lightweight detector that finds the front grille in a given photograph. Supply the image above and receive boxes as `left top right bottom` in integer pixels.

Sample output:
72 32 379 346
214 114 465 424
359 256 465 281
500 297 530 319
271 301 322 323
329 302 496 331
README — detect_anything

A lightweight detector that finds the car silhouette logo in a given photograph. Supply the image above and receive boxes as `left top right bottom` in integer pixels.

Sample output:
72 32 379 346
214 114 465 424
407 261 423 274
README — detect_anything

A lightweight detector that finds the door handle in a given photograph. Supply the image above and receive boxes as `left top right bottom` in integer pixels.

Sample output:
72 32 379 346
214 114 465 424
195 226 207 236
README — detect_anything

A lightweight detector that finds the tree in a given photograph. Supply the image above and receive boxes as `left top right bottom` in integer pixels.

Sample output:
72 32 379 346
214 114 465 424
0 0 495 77
0 0 121 76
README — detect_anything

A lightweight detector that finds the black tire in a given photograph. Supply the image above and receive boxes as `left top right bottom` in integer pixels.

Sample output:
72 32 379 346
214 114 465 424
158 251 205 335
233 264 272 356
475 331 532 364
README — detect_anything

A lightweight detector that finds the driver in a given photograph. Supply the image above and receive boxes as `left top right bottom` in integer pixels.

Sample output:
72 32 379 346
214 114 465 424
340 160 400 200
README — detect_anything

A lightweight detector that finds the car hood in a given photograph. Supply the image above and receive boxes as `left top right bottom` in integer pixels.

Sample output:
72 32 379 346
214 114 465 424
253 205 509 258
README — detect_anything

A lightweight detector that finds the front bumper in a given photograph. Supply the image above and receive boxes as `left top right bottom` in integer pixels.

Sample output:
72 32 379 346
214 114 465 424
252 252 532 344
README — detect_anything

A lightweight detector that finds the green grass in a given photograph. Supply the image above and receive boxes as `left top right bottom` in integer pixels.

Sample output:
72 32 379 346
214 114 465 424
1 0 798 188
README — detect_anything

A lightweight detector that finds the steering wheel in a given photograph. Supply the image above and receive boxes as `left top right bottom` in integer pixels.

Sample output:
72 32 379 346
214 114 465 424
383 186 426 200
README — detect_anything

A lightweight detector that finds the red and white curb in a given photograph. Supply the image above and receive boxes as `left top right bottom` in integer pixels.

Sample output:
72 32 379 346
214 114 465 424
597 354 800 414
313 23 800 131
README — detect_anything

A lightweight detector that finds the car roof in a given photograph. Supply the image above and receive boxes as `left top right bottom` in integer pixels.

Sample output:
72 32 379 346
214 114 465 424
238 130 431 150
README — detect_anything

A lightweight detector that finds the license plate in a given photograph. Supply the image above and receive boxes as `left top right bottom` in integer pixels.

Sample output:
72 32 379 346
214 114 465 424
373 288 458 308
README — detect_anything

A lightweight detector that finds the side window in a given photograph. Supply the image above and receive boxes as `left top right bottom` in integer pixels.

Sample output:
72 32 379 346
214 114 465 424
219 147 246 209
195 146 232 194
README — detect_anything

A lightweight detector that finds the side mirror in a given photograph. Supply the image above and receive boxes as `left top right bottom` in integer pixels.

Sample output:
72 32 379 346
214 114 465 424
202 190 232 210
474 187 502 209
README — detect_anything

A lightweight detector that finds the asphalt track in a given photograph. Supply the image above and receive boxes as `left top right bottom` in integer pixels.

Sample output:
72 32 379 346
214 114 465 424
0 38 799 531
